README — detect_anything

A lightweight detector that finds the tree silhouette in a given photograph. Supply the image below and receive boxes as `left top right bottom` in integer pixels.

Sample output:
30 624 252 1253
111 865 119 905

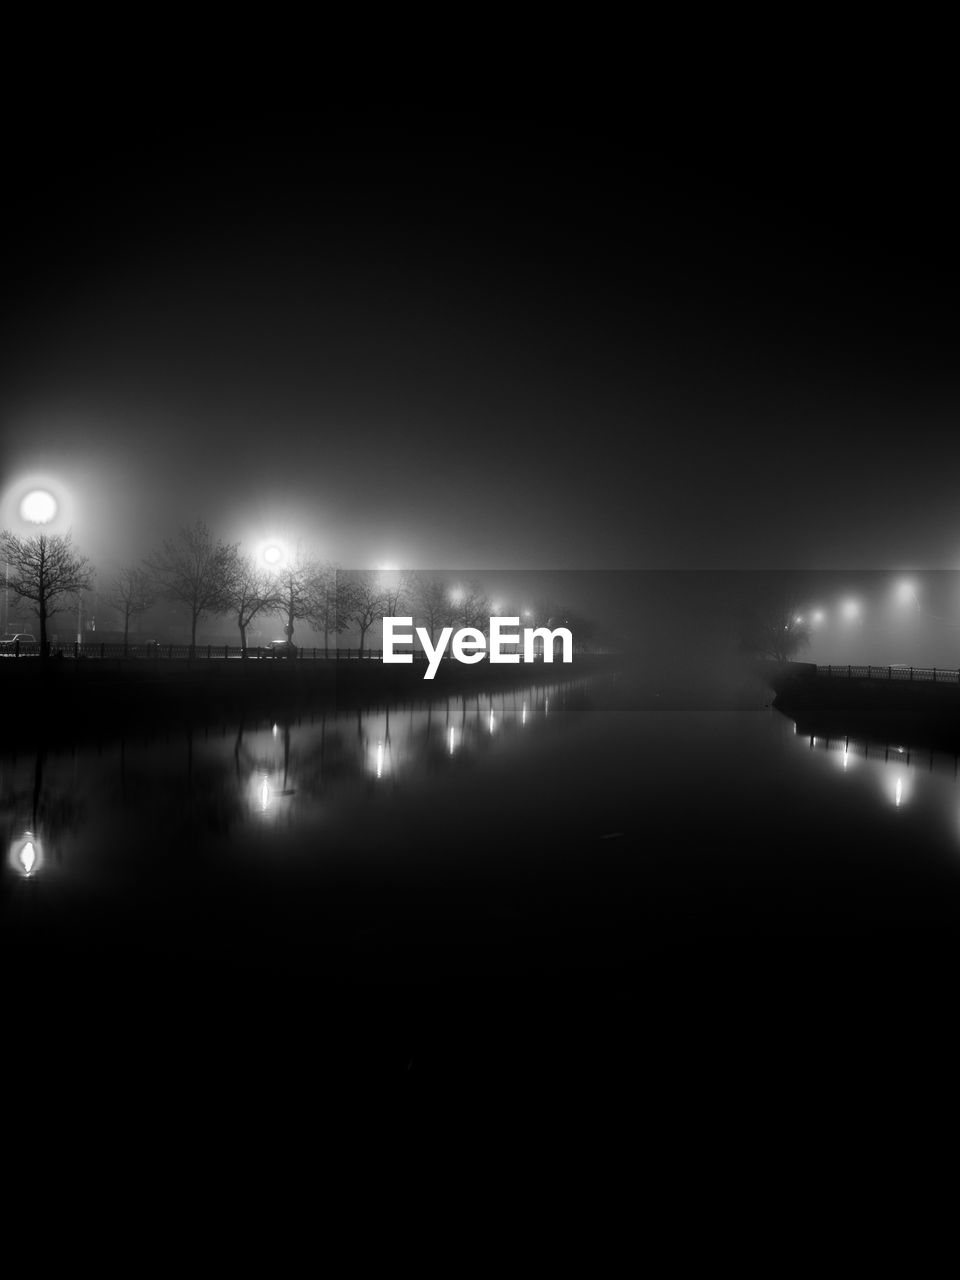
742 595 812 663
271 546 318 646
223 550 281 650
339 570 388 655
306 563 347 656
147 520 235 646
1 530 93 655
410 572 455 644
107 565 155 645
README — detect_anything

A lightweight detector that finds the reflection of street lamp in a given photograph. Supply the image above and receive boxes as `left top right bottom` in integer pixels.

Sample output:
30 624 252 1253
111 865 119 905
8 830 41 878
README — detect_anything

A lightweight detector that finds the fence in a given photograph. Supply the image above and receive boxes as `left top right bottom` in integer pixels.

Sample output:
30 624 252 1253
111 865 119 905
818 664 960 684
0 641 573 662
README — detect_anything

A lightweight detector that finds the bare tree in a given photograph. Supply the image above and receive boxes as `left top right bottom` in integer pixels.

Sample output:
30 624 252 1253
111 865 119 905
1 530 93 655
742 595 812 663
306 563 348 656
411 572 455 644
379 569 409 618
272 545 318 647
223 550 281 651
449 580 490 631
339 570 387 655
147 520 235 647
108 565 155 645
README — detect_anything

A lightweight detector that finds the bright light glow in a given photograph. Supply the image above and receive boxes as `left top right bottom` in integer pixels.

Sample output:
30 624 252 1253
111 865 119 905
376 741 384 779
896 580 918 607
20 840 36 876
19 489 57 524
795 615 804 625
259 777 271 811
488 708 496 734
263 544 284 567
522 609 533 620
521 701 528 726
10 831 42 877
272 723 278 738
449 586 465 605
842 747 849 770
811 610 825 626
448 726 457 755
842 599 861 621
896 776 903 807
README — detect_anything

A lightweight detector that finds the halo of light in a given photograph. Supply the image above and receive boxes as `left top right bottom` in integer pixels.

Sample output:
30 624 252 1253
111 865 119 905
262 543 284 566
19 489 58 524
8 831 42 878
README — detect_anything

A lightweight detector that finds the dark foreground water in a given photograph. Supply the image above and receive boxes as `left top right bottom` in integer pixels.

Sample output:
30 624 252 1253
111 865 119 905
5 672 960 1089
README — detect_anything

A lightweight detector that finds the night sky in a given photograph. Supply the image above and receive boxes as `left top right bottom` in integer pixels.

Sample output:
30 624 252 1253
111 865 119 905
3 99 959 572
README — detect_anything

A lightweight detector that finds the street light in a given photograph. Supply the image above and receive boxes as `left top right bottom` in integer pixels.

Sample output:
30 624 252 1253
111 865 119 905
3 485 63 637
896 580 920 610
19 489 58 525
841 599 861 622
262 543 285 567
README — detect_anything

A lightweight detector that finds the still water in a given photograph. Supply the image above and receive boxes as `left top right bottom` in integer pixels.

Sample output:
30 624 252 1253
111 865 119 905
6 673 960 992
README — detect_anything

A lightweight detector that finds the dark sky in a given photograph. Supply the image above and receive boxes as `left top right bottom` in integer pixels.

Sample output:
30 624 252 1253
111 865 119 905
3 97 959 572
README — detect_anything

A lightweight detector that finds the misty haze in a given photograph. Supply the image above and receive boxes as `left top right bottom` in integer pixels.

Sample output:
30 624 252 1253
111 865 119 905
4 97 960 1133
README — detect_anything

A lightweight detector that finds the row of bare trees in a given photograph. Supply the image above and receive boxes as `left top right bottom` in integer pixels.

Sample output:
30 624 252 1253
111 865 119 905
2 520 568 655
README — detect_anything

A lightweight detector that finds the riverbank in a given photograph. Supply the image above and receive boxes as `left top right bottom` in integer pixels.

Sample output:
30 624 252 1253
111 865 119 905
0 653 615 747
769 663 960 753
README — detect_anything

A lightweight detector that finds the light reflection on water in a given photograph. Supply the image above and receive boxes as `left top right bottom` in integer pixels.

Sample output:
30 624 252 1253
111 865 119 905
0 680 584 881
793 717 959 818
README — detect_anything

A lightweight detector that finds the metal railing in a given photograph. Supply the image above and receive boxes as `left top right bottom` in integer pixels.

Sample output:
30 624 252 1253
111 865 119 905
0 641 578 662
818 664 960 684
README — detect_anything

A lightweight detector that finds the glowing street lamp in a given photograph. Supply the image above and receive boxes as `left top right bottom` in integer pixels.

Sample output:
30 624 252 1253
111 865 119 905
262 543 285 568
811 609 825 626
841 599 861 622
896 580 920 611
19 489 58 525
